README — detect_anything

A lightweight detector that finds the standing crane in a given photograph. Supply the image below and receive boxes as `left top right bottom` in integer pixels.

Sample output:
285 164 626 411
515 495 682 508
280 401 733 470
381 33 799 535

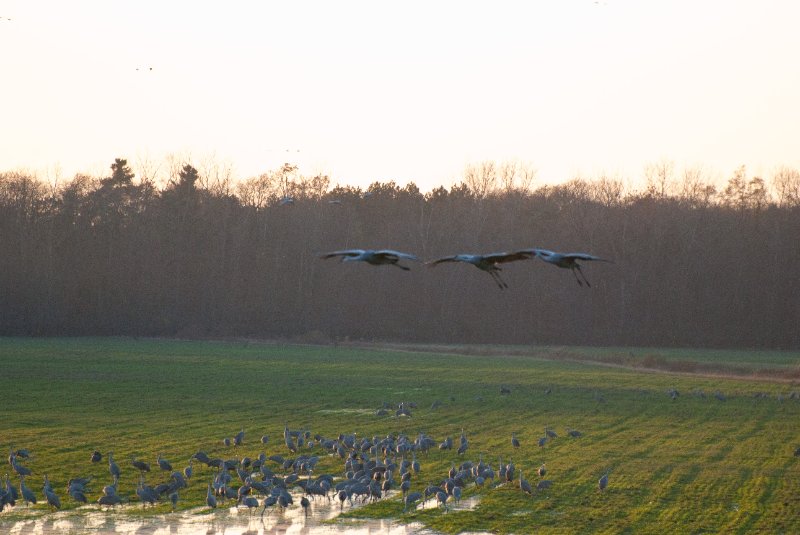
42 481 61 510
234 428 245 447
19 475 37 506
157 454 173 472
537 463 547 478
599 471 609 492
206 483 217 509
9 452 31 477
519 470 533 495
131 456 151 473
108 452 121 480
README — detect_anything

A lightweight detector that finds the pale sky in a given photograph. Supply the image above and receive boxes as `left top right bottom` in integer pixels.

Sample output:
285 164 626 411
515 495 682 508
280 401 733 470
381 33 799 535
1 1 799 191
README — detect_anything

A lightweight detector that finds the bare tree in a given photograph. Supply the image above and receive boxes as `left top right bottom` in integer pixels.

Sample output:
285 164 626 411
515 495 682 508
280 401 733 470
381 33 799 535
644 159 675 198
236 173 278 209
277 163 300 199
720 166 770 211
198 153 234 196
678 164 716 207
463 161 496 198
164 152 192 187
302 173 330 200
135 152 164 189
495 160 538 194
772 166 800 207
588 175 624 207
517 161 537 193
497 160 518 193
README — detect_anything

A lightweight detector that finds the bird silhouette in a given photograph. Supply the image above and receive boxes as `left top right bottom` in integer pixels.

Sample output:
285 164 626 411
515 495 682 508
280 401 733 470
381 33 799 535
522 248 612 287
426 251 531 289
599 471 609 491
320 249 419 270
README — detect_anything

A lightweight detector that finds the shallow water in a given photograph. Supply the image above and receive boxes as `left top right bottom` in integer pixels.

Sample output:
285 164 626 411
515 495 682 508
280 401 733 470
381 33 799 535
2 490 438 535
413 495 481 513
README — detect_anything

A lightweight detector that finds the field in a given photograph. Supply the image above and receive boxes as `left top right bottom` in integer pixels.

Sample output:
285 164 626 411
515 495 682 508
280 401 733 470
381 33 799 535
1 337 799 534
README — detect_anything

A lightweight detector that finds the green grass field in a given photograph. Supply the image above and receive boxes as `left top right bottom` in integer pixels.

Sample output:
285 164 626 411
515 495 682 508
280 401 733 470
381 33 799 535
1 337 799 533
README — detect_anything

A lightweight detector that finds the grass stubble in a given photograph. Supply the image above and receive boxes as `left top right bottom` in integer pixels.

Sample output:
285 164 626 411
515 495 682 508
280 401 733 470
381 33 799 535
0 337 798 534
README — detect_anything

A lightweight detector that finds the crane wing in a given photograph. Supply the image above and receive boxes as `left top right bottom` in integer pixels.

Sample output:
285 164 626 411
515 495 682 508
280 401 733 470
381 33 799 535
564 253 612 263
485 251 534 264
319 249 366 259
530 248 555 257
375 250 419 261
426 255 460 267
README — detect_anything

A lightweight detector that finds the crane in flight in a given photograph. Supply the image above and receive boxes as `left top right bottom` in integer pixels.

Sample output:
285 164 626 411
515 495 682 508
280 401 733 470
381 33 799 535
319 249 420 271
426 251 532 289
521 248 612 287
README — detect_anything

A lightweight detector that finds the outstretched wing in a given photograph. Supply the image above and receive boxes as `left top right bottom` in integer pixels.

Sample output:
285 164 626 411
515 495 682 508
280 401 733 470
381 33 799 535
525 248 554 257
319 249 366 259
485 251 534 264
375 250 419 262
564 253 613 263
426 255 461 267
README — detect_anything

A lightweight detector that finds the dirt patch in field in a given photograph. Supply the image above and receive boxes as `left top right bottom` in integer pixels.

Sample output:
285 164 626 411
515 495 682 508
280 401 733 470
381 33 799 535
346 342 800 384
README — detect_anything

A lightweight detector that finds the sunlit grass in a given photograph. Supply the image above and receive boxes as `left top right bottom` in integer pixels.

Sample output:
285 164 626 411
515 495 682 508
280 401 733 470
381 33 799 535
1 337 799 533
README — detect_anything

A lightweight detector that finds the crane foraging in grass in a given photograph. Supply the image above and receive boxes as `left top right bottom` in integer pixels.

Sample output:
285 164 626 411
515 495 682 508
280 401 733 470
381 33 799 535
521 248 612 287
319 249 420 271
426 251 532 289
599 471 609 492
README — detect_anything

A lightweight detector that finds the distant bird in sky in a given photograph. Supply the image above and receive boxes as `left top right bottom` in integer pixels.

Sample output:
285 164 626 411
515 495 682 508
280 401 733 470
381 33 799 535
319 249 420 271
521 248 612 287
426 251 531 289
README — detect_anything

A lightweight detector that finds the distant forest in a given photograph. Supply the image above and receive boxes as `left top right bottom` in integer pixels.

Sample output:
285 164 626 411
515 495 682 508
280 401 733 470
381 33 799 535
2 158 799 349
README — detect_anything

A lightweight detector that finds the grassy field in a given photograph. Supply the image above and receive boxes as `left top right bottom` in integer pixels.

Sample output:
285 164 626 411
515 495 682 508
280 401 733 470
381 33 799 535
1 337 799 534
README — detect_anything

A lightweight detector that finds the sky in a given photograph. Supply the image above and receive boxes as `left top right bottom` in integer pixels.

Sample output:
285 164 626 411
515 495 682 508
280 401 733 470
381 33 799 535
1 1 799 191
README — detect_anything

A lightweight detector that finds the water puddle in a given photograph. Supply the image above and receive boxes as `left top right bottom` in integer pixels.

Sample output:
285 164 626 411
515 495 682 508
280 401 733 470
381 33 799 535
414 495 481 512
1 491 433 535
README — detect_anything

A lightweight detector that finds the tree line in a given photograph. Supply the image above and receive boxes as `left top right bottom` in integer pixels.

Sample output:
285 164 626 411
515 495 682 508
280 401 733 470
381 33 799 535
1 158 799 349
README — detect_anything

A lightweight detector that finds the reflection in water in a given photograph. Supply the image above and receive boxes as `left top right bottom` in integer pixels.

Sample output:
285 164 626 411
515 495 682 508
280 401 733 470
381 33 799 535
2 490 436 535
415 494 480 513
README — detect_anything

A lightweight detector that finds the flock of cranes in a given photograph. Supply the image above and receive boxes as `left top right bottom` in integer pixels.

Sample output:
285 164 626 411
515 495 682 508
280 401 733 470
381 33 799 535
320 247 613 289
2 421 609 518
